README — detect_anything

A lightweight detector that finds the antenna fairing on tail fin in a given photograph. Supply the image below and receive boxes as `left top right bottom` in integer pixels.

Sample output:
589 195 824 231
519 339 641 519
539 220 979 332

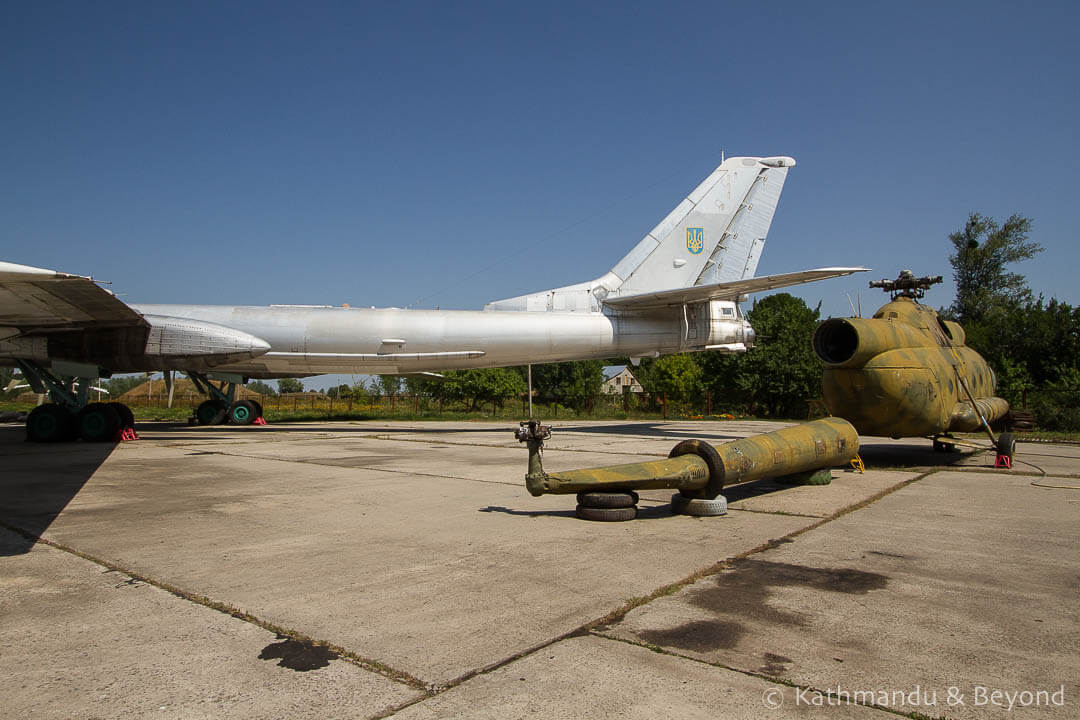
484 156 794 313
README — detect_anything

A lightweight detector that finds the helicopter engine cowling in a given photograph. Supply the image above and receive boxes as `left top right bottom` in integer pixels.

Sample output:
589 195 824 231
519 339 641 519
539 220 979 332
813 317 931 369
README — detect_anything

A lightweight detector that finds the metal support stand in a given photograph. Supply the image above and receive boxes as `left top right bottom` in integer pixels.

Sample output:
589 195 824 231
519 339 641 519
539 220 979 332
188 372 237 405
527 364 534 419
16 360 88 411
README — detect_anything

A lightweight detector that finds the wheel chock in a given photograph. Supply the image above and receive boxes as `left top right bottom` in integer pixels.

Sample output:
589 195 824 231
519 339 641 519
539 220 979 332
115 427 140 442
994 454 1012 469
254 416 268 425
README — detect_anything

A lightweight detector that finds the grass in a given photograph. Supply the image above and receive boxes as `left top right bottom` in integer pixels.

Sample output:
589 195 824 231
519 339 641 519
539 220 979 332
0 398 753 424
6 398 1080 440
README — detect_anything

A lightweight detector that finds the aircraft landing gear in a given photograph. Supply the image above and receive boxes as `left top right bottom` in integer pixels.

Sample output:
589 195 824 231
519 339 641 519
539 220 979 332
18 361 136 443
26 403 76 443
189 373 263 426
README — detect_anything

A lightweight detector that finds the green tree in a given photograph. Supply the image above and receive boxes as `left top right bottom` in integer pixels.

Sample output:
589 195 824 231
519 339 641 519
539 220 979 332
247 380 277 396
439 368 526 411
523 361 604 410
100 374 147 397
371 375 402 398
639 354 702 403
278 377 304 394
947 212 1041 326
348 380 369 400
697 294 822 418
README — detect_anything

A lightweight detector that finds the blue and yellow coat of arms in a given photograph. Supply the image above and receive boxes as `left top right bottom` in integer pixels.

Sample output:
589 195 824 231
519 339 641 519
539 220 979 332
686 227 704 255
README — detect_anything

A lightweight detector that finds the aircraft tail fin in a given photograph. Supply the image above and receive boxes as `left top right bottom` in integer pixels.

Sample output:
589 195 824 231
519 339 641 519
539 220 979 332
610 156 794 296
485 156 796 312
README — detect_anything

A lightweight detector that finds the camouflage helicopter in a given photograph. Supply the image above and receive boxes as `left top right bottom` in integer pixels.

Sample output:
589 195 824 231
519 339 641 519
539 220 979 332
812 270 1016 461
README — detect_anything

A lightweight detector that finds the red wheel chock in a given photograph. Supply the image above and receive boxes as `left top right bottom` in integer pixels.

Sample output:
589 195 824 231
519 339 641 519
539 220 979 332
254 417 267 425
994 454 1012 469
115 427 140 442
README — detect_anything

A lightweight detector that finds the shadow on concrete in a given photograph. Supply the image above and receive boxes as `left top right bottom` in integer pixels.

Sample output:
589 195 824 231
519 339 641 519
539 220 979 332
550 423 746 442
478 502 678 521
857 440 985 470
0 426 118 556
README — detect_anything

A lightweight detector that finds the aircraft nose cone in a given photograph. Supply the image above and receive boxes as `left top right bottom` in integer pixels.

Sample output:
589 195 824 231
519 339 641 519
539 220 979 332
743 322 756 348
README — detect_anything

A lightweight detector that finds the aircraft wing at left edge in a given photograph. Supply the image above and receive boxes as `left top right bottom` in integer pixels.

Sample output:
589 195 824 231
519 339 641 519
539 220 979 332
0 261 270 372
0 261 146 329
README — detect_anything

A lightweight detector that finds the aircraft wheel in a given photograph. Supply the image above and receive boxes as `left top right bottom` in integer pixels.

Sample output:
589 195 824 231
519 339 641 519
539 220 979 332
575 505 637 522
576 491 639 508
26 404 75 443
671 493 728 517
250 400 264 418
196 400 228 426
77 402 121 442
996 432 1017 459
228 400 257 426
108 402 135 429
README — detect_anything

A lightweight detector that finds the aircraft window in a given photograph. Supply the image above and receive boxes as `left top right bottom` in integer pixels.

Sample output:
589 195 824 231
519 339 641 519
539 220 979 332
722 307 734 316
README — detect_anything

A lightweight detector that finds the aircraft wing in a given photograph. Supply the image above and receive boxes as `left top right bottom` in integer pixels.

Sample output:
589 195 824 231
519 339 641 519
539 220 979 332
602 267 869 310
0 261 145 330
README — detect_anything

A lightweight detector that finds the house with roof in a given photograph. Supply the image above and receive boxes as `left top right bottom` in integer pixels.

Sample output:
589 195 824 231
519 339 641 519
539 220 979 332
601 365 643 394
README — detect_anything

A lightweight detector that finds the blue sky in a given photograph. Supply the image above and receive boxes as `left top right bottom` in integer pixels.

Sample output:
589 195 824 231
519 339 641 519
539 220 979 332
3 2 1078 387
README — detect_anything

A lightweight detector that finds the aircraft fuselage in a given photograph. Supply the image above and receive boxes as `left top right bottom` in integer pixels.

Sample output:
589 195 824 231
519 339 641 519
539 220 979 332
129 301 753 377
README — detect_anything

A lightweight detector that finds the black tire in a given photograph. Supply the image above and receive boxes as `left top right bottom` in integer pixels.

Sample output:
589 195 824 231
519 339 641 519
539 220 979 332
108 402 135 429
26 404 74 443
576 491 639 508
250 400 264 418
671 493 728 516
76 402 121 442
997 432 1017 459
575 505 637 522
228 400 257 426
196 400 228 426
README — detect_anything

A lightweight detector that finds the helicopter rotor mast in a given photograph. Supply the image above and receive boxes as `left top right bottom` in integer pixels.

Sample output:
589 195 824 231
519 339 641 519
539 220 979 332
869 270 943 300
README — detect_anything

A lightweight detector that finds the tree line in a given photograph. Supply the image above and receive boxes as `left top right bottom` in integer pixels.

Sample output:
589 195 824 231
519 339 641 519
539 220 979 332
326 210 1076 429
4 212 1073 430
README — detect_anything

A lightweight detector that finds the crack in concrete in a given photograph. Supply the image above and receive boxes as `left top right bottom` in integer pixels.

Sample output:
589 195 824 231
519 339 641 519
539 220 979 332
372 469 942 718
0 519 432 696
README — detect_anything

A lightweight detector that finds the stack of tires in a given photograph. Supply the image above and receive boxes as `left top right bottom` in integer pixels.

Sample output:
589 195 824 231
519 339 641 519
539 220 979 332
575 491 638 521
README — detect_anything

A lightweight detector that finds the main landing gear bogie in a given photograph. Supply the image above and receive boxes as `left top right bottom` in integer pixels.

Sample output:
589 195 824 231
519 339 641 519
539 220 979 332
26 401 137 443
195 399 264 426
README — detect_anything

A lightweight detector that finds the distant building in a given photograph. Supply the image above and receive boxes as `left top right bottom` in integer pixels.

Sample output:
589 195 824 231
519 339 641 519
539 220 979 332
601 365 643 394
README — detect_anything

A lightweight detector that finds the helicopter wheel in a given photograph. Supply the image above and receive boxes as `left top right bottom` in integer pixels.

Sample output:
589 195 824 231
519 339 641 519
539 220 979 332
996 432 1016 460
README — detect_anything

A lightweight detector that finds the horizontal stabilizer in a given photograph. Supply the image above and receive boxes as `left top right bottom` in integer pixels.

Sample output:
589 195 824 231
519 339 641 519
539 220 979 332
603 267 869 309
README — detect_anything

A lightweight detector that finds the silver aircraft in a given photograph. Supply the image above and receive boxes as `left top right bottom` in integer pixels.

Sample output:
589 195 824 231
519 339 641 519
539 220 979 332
1 155 865 440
